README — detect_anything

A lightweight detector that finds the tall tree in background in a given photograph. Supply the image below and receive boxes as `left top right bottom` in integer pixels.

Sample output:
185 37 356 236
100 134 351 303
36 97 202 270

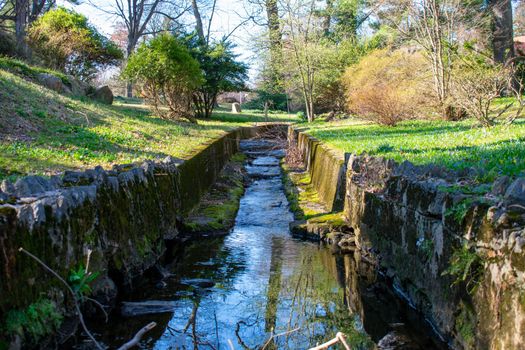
488 0 514 63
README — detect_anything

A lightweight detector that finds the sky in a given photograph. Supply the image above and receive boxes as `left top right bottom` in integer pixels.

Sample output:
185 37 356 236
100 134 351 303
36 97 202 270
57 0 262 81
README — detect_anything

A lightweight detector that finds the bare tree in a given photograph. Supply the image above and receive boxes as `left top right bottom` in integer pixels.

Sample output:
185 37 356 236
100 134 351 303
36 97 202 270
282 0 325 122
385 0 487 120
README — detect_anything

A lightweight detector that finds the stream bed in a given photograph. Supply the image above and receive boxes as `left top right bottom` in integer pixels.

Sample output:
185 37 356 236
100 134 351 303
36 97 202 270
86 139 447 350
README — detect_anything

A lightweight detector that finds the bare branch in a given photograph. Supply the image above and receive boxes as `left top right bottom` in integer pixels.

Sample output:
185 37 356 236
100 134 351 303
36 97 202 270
117 322 157 350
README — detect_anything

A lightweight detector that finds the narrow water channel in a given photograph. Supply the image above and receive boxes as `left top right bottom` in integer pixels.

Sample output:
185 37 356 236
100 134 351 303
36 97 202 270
88 138 447 350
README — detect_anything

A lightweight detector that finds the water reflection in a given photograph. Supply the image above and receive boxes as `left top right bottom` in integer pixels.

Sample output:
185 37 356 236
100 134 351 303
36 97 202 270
88 142 445 350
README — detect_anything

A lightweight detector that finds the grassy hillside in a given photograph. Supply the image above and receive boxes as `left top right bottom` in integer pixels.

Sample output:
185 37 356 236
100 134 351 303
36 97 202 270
0 65 294 180
301 117 525 182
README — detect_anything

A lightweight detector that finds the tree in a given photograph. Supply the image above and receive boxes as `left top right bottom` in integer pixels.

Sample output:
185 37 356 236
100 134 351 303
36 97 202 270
281 0 331 122
91 0 189 96
488 0 514 63
123 33 203 122
27 7 123 80
185 35 248 119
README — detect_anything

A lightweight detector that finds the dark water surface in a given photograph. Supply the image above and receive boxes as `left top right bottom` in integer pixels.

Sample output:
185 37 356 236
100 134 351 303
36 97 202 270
87 140 446 350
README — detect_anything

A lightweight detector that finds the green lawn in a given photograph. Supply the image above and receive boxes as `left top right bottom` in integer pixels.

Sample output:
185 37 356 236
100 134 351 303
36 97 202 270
0 68 295 180
299 118 525 182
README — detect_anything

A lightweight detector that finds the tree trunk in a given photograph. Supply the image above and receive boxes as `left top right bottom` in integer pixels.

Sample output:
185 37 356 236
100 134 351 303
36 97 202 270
266 0 282 87
15 0 29 57
323 0 332 36
489 0 514 63
126 41 137 98
191 0 205 41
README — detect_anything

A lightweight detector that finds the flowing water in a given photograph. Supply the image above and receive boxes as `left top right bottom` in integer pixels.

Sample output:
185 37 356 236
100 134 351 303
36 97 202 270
86 139 447 350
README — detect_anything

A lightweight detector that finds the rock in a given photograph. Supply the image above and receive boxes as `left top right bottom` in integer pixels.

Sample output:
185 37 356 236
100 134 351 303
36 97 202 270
1 179 15 194
377 329 420 350
155 281 168 289
338 234 357 254
13 176 55 197
348 154 361 173
36 73 66 93
148 263 172 280
231 102 242 113
290 220 308 237
492 176 511 196
180 278 215 288
505 178 525 203
324 111 336 122
65 75 92 96
63 171 92 186
121 300 180 316
86 276 118 318
90 86 114 105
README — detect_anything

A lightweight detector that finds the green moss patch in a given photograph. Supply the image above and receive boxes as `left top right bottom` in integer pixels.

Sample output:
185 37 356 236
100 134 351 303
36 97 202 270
182 153 247 234
281 162 327 220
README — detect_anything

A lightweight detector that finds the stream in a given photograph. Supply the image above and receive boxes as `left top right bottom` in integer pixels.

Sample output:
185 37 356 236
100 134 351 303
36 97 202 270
85 138 447 350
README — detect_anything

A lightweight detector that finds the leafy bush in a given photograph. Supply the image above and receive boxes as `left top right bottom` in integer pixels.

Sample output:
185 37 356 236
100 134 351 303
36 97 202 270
0 31 16 57
4 299 62 344
27 7 123 80
342 49 430 126
451 51 512 126
124 34 203 123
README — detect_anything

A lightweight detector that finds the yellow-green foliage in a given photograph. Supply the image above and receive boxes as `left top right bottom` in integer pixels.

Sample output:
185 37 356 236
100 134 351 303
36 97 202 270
342 49 430 126
281 162 326 220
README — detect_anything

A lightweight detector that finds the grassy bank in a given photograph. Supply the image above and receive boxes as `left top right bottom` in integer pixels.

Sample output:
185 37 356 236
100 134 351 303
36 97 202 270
0 67 294 180
300 118 525 181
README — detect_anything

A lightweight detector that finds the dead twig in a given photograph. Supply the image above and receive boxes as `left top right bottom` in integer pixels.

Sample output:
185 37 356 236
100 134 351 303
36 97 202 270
117 322 157 350
308 332 351 350
261 327 301 350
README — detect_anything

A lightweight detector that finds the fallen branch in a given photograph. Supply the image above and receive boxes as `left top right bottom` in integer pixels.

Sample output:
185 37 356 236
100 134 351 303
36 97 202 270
117 322 157 350
309 332 351 350
18 248 104 350
261 327 301 350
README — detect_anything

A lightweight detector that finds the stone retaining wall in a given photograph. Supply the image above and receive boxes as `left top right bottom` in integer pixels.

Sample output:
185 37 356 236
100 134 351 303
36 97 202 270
0 124 286 333
289 127 525 350
288 126 347 211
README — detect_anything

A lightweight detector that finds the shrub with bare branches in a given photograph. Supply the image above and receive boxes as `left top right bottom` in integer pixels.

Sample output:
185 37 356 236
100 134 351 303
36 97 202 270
450 51 513 126
342 49 431 126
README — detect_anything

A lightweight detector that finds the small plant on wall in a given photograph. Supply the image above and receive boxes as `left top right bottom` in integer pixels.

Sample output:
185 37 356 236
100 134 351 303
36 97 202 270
442 243 484 295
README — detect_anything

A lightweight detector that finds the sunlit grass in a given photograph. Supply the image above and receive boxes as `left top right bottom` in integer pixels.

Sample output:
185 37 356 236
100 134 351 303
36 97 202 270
0 68 295 180
300 116 525 181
